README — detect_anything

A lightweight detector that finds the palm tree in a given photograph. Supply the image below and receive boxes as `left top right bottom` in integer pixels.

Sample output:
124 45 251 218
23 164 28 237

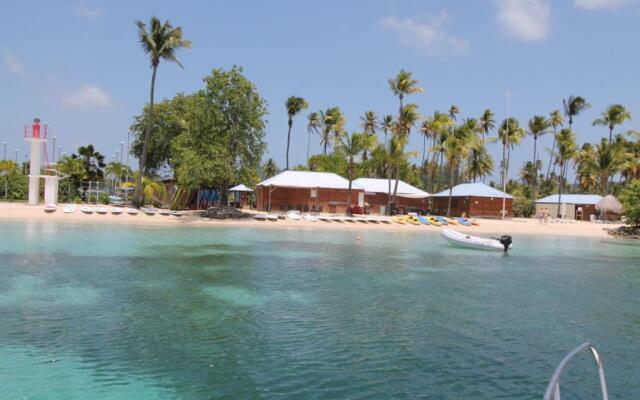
592 104 632 144
563 95 590 131
443 125 473 216
519 161 540 186
284 96 309 170
390 104 421 210
263 158 279 179
575 143 597 192
497 118 525 190
448 105 460 121
72 144 106 181
319 107 345 155
381 115 394 147
135 16 191 207
479 109 495 144
124 175 167 206
467 145 494 183
593 138 622 194
555 128 578 217
338 132 364 211
546 110 564 179
388 69 423 113
360 111 379 135
306 112 320 166
527 115 550 198
419 119 434 166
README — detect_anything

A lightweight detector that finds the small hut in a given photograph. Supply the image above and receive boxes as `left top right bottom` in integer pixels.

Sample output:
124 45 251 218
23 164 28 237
596 195 623 221
228 184 253 209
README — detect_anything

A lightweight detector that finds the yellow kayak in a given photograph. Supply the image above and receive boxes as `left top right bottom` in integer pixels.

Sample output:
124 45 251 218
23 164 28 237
447 218 458 225
392 216 406 225
405 215 421 225
428 216 442 226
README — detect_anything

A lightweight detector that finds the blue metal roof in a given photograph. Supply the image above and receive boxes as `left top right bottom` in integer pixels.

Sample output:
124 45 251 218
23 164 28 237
535 194 603 205
433 183 514 199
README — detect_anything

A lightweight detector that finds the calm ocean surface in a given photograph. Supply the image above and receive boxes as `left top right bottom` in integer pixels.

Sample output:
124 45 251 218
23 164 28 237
0 220 638 399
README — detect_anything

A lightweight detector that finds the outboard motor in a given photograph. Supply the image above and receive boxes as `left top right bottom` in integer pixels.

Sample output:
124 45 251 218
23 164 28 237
499 235 512 252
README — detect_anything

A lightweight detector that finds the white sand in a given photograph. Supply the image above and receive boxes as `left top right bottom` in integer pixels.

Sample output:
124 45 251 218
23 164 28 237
0 202 622 238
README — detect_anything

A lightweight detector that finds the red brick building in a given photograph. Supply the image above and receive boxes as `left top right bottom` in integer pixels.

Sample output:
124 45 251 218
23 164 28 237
431 183 513 217
352 178 430 214
256 170 363 214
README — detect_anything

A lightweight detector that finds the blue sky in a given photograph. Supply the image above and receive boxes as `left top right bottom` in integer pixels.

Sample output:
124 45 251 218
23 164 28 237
1 0 639 181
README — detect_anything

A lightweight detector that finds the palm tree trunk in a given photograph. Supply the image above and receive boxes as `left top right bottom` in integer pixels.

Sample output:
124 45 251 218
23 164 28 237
609 127 613 144
447 163 455 217
556 163 564 218
387 167 392 215
347 164 353 215
392 162 400 213
500 141 507 189
422 134 426 166
306 131 311 168
547 127 557 179
136 64 157 208
533 137 538 199
285 118 292 170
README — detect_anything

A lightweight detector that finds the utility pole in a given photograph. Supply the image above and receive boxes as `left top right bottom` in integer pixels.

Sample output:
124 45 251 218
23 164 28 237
57 145 62 161
502 85 514 220
52 136 57 163
14 148 18 163
120 141 124 164
2 142 7 160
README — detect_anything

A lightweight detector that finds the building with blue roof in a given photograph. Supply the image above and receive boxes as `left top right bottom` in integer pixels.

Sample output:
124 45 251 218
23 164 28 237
431 183 513 217
535 194 602 220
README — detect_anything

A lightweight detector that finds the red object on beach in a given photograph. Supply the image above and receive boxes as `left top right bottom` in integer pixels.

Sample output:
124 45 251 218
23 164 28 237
356 236 363 241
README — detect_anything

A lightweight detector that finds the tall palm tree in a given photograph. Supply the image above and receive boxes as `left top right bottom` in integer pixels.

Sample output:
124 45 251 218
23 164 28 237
467 145 494 183
360 111 379 136
388 69 423 113
563 95 590 131
285 96 309 170
263 158 279 179
339 132 364 211
593 138 622 194
527 115 550 198
497 118 525 190
135 16 191 207
448 105 460 121
319 107 345 155
555 128 578 217
306 112 321 166
72 144 106 181
592 104 632 144
479 109 495 144
546 110 564 179
390 104 421 210
381 115 394 147
443 125 473 216
419 119 434 166
575 143 597 192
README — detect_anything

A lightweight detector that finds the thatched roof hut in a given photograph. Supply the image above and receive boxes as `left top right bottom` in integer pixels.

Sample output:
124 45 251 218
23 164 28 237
596 195 623 215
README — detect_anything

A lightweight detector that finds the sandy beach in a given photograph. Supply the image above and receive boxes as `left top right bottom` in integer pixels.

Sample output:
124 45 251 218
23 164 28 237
0 202 624 239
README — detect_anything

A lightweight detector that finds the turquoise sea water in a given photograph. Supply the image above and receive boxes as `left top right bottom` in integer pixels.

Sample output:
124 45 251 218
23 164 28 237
0 220 639 399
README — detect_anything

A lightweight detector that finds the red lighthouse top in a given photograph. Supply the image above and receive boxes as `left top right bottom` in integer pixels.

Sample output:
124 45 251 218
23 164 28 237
24 118 47 141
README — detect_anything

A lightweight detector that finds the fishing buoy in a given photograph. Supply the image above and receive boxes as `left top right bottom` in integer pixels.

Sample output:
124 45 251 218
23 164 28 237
356 236 363 241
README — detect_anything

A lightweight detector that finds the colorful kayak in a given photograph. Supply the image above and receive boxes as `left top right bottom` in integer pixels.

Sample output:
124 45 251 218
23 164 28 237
404 215 421 225
435 216 449 225
417 216 431 225
392 216 406 225
447 218 458 225
456 217 472 226
427 216 442 226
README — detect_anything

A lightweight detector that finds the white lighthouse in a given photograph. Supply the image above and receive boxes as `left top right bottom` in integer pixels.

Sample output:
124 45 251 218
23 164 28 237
24 118 61 205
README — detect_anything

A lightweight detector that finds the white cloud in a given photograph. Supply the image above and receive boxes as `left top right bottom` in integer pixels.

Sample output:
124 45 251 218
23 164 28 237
74 2 102 20
380 10 470 58
62 84 113 110
3 52 25 76
574 0 634 10
495 0 551 42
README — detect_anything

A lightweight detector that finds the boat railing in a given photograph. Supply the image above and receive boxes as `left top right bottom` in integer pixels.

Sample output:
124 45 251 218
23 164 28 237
543 342 609 400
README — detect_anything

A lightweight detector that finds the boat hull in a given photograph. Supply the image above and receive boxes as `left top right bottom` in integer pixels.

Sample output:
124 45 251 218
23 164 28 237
440 229 508 251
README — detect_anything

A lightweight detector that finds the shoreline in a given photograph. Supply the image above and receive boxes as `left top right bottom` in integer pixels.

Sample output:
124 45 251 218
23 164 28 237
0 202 624 239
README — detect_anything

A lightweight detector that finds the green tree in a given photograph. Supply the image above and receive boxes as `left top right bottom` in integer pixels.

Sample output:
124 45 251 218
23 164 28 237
593 104 632 144
135 16 191 206
497 118 525 191
130 94 192 173
466 146 494 183
619 180 640 226
555 128 578 217
448 105 460 121
594 138 622 194
285 96 308 170
390 104 421 211
479 109 495 144
546 110 564 179
381 115 394 147
306 112 321 166
171 67 268 197
308 150 348 176
443 125 474 216
388 69 423 113
57 156 87 201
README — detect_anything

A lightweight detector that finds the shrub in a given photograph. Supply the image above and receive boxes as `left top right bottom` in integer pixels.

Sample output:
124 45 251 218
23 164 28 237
513 197 535 218
619 180 640 227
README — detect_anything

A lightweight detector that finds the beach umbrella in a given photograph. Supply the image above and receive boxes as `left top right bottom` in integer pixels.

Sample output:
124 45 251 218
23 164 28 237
595 194 623 214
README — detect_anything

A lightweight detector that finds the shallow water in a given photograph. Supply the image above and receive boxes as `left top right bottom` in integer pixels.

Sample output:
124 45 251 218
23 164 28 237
0 220 638 399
